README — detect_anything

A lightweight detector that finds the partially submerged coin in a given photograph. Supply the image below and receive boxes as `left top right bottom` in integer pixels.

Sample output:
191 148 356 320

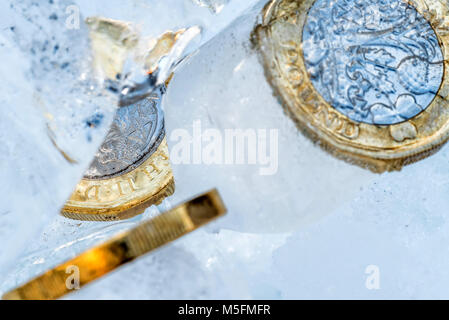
5 190 226 300
62 87 174 221
254 0 449 172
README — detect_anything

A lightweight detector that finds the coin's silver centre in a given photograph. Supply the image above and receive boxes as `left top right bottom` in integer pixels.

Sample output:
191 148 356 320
302 0 444 125
84 87 165 180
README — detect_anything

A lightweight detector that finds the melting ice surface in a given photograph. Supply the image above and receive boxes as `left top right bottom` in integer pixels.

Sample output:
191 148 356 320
0 0 263 284
0 0 376 298
0 0 117 277
3 0 449 300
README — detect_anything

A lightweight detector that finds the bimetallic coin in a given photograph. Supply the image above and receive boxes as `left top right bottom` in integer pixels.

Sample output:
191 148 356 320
3 190 226 300
254 0 449 172
62 87 174 221
85 87 165 180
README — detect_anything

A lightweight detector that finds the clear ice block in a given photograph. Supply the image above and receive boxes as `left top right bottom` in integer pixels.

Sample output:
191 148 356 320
0 0 272 296
0 0 117 277
163 3 375 233
1 0 379 299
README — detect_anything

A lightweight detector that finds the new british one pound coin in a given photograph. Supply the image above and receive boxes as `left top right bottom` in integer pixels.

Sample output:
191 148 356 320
62 86 174 221
254 0 449 172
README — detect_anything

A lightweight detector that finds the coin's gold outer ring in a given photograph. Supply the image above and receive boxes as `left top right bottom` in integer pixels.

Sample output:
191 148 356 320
62 139 174 221
3 189 227 300
254 0 449 172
